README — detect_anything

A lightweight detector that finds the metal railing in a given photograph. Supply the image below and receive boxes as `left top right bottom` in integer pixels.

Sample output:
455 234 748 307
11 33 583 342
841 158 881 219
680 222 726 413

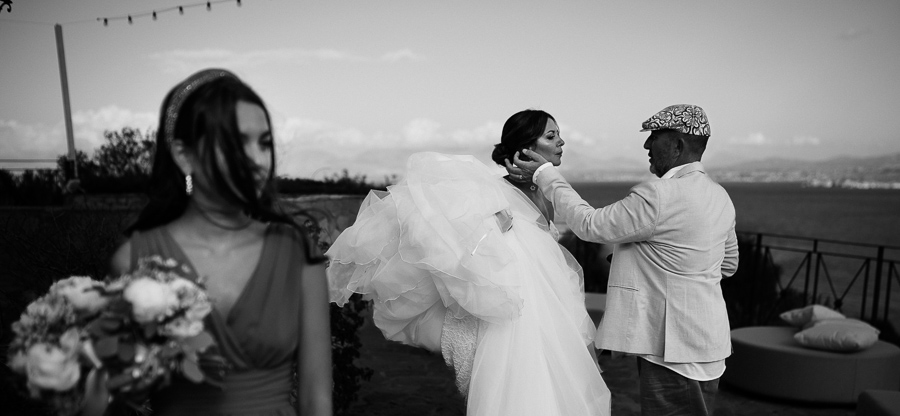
738 231 900 326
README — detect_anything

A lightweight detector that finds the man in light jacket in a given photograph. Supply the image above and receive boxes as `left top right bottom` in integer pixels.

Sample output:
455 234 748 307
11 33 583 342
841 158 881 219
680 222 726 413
510 104 738 416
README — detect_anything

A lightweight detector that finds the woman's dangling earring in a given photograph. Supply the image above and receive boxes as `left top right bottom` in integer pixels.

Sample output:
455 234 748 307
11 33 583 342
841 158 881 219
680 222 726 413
185 174 193 196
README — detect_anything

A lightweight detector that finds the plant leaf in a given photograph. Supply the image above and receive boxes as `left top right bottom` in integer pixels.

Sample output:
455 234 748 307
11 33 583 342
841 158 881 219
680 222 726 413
180 358 205 383
183 331 214 353
85 319 105 337
159 344 180 359
143 322 158 339
106 371 133 391
94 336 119 359
100 317 121 332
117 341 135 362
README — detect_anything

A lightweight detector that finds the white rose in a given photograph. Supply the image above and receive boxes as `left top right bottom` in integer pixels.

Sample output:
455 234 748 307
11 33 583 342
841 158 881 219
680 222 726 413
185 300 213 322
167 276 198 295
51 276 108 315
24 343 81 393
160 317 204 339
8 350 27 373
167 277 212 321
25 298 68 322
123 278 178 324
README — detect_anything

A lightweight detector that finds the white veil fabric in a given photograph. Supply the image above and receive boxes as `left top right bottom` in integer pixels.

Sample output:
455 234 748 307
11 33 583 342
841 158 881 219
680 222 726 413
326 152 611 416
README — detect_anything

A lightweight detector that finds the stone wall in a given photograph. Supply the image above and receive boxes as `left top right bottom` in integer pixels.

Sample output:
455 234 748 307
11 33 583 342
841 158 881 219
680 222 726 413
281 194 367 248
59 192 368 250
67 193 148 210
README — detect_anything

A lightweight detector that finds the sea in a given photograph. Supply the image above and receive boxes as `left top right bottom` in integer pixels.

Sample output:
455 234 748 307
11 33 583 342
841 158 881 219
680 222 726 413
567 181 900 330
570 182 900 248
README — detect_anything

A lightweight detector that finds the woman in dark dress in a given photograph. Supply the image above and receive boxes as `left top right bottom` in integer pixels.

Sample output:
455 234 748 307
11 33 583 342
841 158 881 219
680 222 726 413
100 68 331 415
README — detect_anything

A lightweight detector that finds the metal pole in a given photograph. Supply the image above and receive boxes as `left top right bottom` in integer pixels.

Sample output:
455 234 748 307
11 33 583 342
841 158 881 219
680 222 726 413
812 240 820 304
871 246 884 322
754 233 763 324
54 23 77 179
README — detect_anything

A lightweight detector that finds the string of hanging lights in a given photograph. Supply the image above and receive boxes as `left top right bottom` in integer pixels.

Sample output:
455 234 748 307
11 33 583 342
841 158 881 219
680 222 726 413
97 0 243 26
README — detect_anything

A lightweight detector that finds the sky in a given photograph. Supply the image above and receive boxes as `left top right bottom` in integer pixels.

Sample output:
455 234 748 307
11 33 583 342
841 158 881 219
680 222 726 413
2 0 899 180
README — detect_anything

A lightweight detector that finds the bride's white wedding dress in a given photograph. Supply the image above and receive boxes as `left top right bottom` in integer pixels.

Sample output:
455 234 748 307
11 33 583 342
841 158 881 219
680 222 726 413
326 152 611 416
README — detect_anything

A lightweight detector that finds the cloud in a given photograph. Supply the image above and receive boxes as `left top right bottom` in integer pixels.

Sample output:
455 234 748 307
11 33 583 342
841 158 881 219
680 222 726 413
276 117 369 148
558 123 598 147
727 132 771 146
0 119 66 164
72 106 157 149
271 116 607 178
402 118 442 146
3 108 604 179
719 132 823 154
149 47 421 73
0 106 157 169
791 135 821 145
380 49 424 62
273 116 478 177
446 121 503 147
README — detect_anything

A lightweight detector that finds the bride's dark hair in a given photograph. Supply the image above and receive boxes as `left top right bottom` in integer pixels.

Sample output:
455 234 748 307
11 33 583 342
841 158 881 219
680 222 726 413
491 109 556 166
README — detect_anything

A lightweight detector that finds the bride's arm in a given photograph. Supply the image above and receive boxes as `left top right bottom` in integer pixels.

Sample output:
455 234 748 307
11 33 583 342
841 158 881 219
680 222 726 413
297 261 333 416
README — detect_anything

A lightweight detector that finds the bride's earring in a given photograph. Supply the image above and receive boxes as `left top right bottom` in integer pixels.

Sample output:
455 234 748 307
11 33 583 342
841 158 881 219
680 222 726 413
185 174 193 196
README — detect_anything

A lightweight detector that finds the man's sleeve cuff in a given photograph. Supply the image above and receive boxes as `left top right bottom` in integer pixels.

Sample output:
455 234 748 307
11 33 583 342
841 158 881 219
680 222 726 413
532 162 553 183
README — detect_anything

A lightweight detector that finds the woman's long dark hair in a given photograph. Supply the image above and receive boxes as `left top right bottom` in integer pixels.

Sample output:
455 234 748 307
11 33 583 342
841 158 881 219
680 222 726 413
490 109 556 166
128 72 323 260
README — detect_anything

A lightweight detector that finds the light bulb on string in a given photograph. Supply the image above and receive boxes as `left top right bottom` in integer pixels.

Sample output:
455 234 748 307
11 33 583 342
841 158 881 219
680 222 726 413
96 0 249 28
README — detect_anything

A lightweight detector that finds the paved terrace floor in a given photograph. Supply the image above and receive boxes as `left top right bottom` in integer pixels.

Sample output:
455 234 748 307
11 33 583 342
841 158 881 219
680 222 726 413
347 309 857 416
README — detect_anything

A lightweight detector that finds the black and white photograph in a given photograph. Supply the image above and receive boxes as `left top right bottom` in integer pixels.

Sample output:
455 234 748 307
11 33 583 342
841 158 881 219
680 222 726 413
2 1 899 415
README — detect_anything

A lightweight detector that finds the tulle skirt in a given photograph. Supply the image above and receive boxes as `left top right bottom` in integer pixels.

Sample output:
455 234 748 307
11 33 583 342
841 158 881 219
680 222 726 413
327 152 611 416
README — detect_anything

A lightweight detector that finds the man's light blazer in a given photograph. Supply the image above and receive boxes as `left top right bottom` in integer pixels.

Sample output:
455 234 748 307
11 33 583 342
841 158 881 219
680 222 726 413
535 161 738 363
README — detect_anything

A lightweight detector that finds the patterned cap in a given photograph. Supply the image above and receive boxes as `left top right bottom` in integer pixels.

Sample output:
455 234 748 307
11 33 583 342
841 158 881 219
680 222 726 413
640 104 710 136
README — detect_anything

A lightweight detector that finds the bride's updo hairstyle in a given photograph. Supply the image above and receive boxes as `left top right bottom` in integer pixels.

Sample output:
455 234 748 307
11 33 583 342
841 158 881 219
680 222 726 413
491 109 556 166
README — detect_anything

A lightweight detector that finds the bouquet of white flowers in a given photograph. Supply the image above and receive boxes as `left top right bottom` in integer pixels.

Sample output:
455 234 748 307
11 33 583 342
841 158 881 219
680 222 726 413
7 256 225 415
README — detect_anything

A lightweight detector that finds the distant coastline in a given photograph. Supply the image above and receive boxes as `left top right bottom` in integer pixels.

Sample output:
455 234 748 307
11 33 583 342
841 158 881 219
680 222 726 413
558 152 900 189
565 173 900 190
801 178 900 190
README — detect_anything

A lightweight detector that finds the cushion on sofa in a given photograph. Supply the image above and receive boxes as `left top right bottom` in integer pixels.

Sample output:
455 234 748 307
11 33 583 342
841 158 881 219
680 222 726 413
794 319 880 352
780 304 845 327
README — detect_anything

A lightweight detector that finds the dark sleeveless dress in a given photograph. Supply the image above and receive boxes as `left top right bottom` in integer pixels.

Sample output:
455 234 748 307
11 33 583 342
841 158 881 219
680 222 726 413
128 223 312 416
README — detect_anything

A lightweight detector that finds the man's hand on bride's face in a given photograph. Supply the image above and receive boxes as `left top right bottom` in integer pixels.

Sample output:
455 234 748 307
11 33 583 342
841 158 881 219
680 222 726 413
503 156 525 178
509 149 548 178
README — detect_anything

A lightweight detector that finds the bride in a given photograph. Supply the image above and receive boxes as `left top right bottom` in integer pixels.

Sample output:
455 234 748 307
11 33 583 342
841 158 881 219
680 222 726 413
326 110 611 415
